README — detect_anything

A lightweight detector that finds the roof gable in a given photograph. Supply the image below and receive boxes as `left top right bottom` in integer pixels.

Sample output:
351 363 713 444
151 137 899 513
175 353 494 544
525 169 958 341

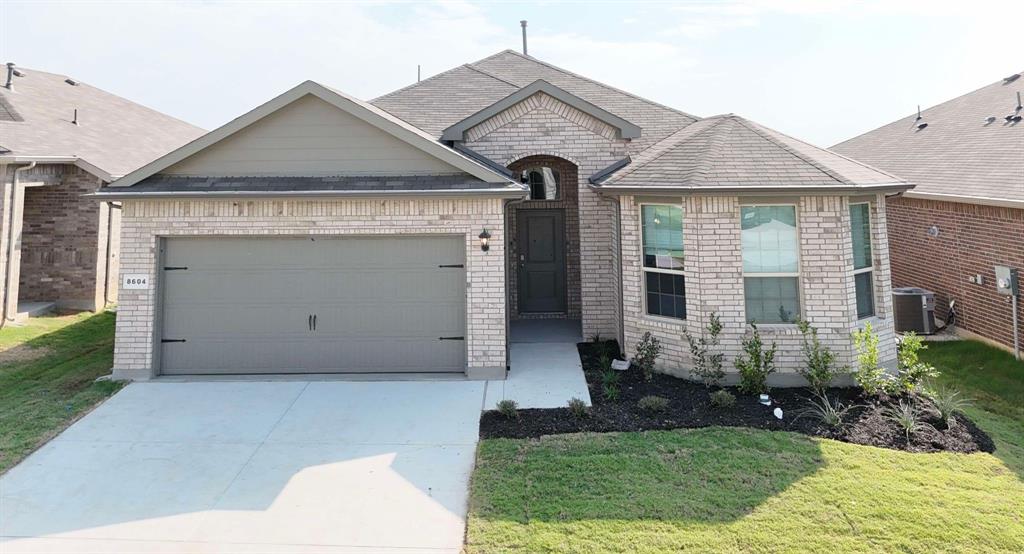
112 81 514 188
441 80 641 141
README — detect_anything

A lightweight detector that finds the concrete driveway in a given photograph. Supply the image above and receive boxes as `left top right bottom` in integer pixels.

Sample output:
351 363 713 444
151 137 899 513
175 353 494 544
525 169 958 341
0 380 486 553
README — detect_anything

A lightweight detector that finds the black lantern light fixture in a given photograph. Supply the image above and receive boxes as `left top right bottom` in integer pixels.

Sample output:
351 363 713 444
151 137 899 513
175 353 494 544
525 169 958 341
479 229 491 252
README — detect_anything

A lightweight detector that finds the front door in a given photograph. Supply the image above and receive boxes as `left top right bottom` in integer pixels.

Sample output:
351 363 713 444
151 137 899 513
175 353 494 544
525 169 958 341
517 209 567 313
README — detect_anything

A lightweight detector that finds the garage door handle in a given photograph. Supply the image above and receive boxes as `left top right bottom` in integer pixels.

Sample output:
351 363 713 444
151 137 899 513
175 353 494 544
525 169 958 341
439 336 465 341
308 314 313 331
313 314 317 331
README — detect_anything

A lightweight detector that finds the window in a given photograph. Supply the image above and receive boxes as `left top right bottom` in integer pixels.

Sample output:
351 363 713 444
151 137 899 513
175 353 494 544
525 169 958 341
522 167 560 200
641 204 685 319
741 205 799 323
850 202 875 319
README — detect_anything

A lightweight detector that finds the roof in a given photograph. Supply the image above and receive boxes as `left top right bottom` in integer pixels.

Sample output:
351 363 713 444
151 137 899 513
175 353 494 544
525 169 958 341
372 50 699 151
832 71 1024 206
92 174 525 200
0 65 204 180
108 80 522 193
594 114 909 194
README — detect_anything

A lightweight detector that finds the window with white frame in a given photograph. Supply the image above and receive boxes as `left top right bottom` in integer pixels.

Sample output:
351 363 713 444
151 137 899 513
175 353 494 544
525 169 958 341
641 204 685 320
849 202 875 319
521 166 560 200
741 205 800 324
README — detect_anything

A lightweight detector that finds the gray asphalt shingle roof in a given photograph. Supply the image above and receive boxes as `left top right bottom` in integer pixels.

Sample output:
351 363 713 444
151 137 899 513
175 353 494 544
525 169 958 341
832 71 1024 203
0 66 204 179
597 114 906 191
371 50 699 151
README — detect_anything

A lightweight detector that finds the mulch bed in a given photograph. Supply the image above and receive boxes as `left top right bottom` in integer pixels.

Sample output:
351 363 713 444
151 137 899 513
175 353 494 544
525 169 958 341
479 340 994 454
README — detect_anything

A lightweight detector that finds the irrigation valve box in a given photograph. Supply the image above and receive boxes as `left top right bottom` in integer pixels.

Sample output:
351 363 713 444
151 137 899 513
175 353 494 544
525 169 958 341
994 265 1019 296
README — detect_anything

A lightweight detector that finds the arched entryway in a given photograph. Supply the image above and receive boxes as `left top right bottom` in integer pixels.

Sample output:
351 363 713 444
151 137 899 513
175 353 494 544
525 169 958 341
507 155 581 320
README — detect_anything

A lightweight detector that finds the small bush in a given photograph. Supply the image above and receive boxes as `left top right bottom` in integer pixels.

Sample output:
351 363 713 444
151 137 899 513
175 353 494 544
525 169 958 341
895 333 939 392
926 384 970 426
638 395 669 413
589 333 603 343
567 397 589 418
602 383 620 401
735 323 777 395
709 389 736 409
852 322 892 395
685 312 725 388
496 399 519 420
634 332 662 381
796 319 842 395
601 369 620 387
794 393 857 429
885 399 922 441
598 353 613 373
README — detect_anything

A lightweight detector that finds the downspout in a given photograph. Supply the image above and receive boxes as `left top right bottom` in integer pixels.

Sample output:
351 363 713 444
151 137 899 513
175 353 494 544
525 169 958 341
102 201 122 307
1 161 36 329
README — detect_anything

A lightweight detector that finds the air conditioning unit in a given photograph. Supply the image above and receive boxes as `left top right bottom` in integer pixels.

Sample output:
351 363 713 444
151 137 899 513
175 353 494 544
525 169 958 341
892 287 937 334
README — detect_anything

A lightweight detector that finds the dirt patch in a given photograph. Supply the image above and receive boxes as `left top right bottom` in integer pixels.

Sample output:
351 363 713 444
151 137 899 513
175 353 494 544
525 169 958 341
0 344 53 366
479 341 994 455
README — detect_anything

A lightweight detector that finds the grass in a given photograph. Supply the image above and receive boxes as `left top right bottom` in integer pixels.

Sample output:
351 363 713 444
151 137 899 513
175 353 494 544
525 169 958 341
0 311 122 474
467 339 1024 553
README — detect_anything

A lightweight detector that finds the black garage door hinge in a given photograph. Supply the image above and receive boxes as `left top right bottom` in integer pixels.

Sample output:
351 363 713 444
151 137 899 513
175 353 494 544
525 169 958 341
438 336 465 341
161 339 186 343
163 266 188 271
438 264 464 268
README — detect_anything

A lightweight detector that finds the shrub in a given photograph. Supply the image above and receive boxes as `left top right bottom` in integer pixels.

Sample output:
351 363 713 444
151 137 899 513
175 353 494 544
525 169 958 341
567 397 589 418
685 312 725 388
796 319 842 395
602 384 620 401
601 368 620 387
638 395 669 413
709 389 736 409
895 333 939 392
735 323 777 395
496 399 519 420
925 384 970 426
885 399 922 441
794 393 857 429
634 332 662 381
598 353 614 373
851 322 891 395
589 333 603 343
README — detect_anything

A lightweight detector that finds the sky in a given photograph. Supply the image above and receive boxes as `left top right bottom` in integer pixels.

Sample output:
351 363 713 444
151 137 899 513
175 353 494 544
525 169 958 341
1 0 1020 147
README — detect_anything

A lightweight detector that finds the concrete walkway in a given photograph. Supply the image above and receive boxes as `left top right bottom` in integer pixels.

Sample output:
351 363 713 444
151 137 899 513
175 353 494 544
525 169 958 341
485 319 592 409
0 381 485 553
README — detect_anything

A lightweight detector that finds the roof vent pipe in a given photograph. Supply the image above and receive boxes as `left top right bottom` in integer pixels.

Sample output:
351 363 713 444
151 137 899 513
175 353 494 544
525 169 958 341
5 62 14 90
73 108 79 126
520 20 528 55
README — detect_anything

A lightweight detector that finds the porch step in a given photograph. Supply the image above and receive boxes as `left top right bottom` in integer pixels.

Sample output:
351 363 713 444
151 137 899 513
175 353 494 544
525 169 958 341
13 301 56 324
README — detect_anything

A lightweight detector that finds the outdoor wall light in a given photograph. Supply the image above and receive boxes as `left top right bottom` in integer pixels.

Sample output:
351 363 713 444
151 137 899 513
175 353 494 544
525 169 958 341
479 229 491 252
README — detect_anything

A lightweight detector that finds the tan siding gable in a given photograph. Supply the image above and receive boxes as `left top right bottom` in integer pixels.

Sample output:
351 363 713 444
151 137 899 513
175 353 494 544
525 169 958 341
164 95 465 177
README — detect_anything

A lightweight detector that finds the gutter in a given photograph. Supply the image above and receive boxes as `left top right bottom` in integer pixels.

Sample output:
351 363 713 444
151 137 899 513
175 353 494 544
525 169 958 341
0 155 116 182
589 182 913 196
87 187 530 201
901 190 1024 210
1 161 36 329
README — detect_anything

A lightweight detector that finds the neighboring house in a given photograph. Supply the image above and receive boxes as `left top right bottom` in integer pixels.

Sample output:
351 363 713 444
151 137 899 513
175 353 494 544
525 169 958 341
833 71 1023 352
0 63 203 321
95 50 910 382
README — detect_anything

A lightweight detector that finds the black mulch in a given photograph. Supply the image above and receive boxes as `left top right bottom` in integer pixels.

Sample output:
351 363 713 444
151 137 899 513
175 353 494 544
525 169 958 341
479 340 994 454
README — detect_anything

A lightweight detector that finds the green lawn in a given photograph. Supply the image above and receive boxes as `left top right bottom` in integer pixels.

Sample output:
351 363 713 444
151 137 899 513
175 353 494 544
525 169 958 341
467 339 1024 553
0 312 122 474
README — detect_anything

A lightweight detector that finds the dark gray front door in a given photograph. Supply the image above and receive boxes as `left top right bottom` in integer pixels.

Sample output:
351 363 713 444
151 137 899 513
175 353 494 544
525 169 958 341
517 210 566 313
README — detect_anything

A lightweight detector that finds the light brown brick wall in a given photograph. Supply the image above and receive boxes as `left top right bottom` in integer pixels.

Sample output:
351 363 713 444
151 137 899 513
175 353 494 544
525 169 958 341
112 197 507 379
887 195 1024 350
621 193 897 382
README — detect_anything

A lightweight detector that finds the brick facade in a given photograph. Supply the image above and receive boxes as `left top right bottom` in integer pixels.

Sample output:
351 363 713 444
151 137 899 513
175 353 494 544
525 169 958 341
620 193 897 382
112 197 507 380
887 195 1024 350
506 155 581 319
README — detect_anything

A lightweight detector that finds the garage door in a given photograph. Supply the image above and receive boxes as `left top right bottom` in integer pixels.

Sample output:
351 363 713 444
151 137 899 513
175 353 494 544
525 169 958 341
159 236 466 375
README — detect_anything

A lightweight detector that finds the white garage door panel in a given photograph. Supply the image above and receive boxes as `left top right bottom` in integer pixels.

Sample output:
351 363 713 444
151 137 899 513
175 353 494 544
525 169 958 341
160 236 467 375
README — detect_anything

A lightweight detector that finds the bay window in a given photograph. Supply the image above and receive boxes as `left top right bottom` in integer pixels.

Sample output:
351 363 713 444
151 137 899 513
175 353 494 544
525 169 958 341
741 205 800 323
641 204 685 320
850 202 875 319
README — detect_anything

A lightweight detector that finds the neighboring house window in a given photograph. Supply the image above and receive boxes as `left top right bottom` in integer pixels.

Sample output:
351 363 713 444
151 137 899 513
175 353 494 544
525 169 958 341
850 202 875 319
522 167 560 200
641 204 685 320
741 205 800 324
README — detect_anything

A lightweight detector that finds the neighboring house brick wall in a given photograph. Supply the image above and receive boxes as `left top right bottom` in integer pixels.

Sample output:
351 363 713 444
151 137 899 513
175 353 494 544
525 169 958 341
620 194 897 383
887 195 1024 350
463 91 629 339
19 165 106 310
112 197 507 380
506 155 581 319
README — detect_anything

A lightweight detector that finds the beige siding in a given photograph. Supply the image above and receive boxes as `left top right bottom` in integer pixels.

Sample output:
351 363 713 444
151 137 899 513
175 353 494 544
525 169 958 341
164 95 465 177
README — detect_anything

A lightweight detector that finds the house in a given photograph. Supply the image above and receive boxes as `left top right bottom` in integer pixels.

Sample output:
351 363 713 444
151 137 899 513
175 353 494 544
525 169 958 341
95 50 911 382
833 71 1023 353
0 63 204 322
